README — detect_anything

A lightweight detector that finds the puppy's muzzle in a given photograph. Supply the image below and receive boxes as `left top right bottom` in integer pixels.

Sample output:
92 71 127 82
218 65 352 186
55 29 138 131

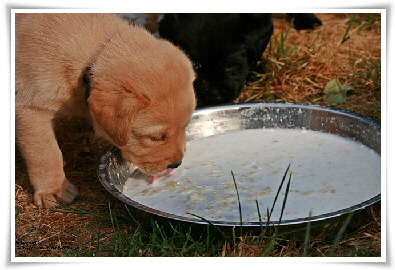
167 161 182 169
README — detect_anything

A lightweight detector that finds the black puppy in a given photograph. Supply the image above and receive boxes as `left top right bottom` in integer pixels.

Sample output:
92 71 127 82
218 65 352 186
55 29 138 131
159 13 322 107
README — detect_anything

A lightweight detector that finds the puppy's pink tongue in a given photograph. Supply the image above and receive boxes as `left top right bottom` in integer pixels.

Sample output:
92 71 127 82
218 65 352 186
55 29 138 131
150 169 174 184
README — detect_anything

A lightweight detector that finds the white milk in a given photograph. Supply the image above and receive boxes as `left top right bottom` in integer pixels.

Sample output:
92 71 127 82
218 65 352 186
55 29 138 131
122 128 381 223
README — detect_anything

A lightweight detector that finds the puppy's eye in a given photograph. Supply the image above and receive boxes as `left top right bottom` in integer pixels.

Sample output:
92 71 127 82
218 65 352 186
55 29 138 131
150 135 166 141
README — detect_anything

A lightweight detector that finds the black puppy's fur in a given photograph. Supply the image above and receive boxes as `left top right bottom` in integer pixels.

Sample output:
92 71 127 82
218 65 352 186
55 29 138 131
287 13 322 30
159 13 322 107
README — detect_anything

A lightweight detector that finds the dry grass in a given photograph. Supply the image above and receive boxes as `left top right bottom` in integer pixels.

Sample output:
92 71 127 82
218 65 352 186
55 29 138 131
14 13 381 257
15 122 115 256
237 13 381 121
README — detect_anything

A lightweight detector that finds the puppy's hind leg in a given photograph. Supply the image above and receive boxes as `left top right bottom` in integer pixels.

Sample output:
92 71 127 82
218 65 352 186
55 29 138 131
16 109 78 209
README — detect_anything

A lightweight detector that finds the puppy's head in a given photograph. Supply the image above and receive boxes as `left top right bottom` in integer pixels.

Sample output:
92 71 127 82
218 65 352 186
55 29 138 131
87 26 196 175
159 14 273 107
191 44 250 106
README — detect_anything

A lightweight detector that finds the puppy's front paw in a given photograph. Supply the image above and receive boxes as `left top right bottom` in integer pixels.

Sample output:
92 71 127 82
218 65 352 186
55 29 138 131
34 180 79 209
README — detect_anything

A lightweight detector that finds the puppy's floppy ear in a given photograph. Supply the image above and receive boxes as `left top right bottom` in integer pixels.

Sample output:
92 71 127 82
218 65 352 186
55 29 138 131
88 89 150 146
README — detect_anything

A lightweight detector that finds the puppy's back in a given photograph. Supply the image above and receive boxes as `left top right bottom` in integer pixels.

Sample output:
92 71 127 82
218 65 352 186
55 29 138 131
16 13 123 63
15 14 129 110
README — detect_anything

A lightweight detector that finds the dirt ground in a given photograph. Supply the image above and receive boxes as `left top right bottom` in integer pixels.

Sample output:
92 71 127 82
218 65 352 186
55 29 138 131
14 13 381 257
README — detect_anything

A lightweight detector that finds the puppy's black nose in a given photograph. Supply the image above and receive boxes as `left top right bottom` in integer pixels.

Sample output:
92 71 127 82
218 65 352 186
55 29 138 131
167 162 182 169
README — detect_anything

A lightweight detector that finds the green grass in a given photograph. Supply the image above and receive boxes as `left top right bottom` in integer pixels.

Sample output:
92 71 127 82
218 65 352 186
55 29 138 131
54 203 379 257
46 166 380 257
60 208 226 257
270 18 297 61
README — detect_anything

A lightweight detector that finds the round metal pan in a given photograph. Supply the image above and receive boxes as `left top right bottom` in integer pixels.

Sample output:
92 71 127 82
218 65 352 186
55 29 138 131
98 102 381 227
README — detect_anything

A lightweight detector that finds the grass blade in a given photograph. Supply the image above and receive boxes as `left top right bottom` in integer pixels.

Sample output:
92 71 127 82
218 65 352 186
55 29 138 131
255 199 264 233
302 212 312 257
51 203 108 219
259 239 276 256
328 211 355 256
186 213 228 239
341 14 356 44
231 171 243 236
269 164 291 222
277 172 292 226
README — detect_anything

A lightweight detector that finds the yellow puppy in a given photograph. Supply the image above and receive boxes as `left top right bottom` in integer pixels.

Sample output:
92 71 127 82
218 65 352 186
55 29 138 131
15 13 196 209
